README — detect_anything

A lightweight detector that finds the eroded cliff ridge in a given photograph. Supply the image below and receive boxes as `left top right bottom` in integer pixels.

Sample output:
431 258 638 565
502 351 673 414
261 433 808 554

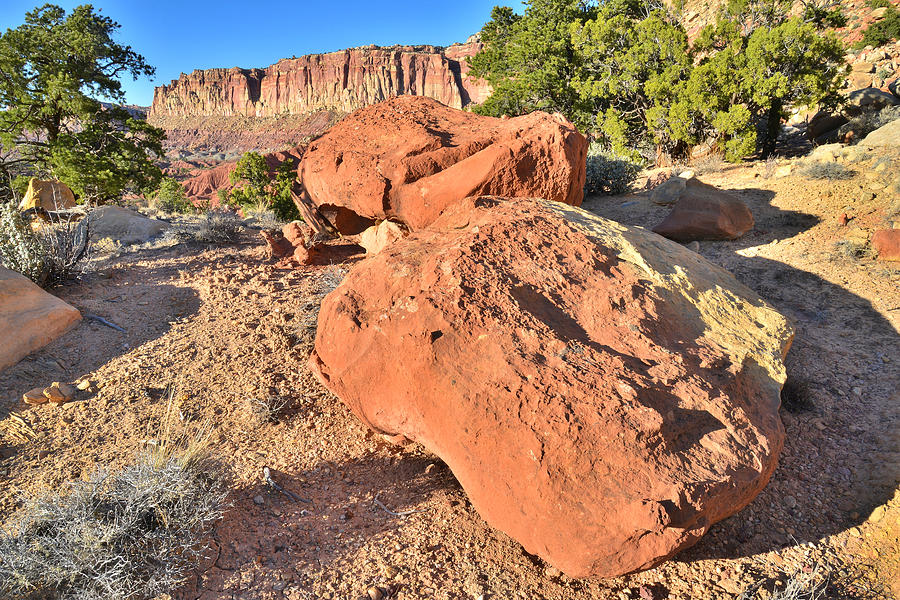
149 40 489 121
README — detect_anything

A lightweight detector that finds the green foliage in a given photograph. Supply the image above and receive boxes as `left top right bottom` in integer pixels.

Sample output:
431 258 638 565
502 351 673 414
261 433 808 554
0 4 164 203
471 0 846 161
0 202 45 283
583 143 641 195
469 0 598 120
853 6 900 48
155 177 193 214
868 0 891 9
801 0 847 28
222 152 300 222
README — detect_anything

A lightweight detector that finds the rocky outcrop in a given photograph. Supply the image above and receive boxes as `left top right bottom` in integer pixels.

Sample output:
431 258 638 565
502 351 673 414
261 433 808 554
0 267 81 372
87 206 169 245
149 41 490 121
873 229 900 261
309 196 792 578
300 96 587 232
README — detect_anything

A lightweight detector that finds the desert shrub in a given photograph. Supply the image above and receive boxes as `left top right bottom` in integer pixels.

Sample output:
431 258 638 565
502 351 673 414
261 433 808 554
38 213 90 286
799 161 856 180
802 1 847 28
583 145 641 196
0 454 223 600
0 202 46 282
834 239 873 260
154 177 193 214
868 0 891 9
246 395 291 425
172 209 243 244
854 6 900 48
0 203 91 286
221 153 300 223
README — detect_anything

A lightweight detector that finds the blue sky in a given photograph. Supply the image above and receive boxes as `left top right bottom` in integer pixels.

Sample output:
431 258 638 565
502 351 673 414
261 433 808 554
0 1 519 106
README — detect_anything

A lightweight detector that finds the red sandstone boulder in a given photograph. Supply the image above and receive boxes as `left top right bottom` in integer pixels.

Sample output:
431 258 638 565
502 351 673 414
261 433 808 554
299 96 587 232
309 196 792 577
1 267 81 372
872 229 900 261
652 179 754 241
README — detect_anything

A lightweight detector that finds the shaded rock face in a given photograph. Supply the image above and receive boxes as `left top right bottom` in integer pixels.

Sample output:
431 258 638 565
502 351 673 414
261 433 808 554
309 196 792 577
149 42 490 120
0 267 81 372
652 178 754 241
300 96 587 232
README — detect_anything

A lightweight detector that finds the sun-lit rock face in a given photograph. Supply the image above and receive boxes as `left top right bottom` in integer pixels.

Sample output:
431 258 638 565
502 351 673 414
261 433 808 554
149 42 490 120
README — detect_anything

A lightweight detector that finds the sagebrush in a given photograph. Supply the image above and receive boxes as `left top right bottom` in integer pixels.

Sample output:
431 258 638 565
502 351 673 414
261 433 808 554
0 204 89 286
0 454 224 600
799 162 855 180
583 145 641 196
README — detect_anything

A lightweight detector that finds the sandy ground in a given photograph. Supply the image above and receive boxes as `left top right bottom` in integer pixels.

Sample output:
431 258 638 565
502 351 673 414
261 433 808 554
1 156 898 600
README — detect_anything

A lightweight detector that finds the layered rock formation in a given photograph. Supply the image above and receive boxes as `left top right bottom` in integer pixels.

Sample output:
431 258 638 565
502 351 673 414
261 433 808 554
150 41 489 120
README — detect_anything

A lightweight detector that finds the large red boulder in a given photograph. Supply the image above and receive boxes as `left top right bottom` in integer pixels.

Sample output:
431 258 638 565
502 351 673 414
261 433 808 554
652 178 754 241
299 96 587 233
309 196 793 577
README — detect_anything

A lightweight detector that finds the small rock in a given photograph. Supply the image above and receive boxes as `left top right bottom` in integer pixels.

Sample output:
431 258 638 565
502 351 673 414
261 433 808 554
687 241 701 252
23 387 48 405
253 495 265 505
44 382 77 404
367 586 384 600
869 505 886 523
76 379 93 391
545 565 562 578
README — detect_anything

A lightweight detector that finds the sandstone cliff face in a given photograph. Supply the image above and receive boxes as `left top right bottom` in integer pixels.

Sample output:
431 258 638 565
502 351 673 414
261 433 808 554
150 41 490 120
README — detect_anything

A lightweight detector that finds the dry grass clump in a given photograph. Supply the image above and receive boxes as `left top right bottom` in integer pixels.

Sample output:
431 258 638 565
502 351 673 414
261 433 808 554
293 264 347 353
246 395 291 425
833 240 873 261
799 162 856 180
0 393 224 600
170 208 243 244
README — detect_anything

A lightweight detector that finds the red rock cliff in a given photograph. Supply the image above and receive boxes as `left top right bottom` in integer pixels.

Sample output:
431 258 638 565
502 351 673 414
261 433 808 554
149 41 490 120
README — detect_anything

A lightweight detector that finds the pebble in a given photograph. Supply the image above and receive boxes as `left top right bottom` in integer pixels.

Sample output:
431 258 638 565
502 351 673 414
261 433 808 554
23 387 47 405
784 495 797 509
254 495 265 505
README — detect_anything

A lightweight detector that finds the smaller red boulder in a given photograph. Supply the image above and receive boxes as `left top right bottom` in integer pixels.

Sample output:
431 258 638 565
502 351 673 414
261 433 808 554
872 229 900 261
652 179 754 241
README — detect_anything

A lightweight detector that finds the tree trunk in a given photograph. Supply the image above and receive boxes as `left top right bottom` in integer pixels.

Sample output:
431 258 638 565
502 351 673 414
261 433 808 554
761 99 783 159
290 186 338 238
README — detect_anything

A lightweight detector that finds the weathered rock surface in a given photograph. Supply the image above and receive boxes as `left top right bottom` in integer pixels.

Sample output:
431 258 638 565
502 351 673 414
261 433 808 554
0 267 81 372
87 206 169 245
150 41 489 120
847 87 899 116
300 96 587 231
18 178 76 212
860 118 900 147
359 220 405 255
309 196 792 577
652 179 754 241
872 229 900 261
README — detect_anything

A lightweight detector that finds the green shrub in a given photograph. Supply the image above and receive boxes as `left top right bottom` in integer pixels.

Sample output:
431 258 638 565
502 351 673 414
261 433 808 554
220 153 300 223
854 6 900 48
583 144 642 196
154 177 193 213
868 0 891 9
0 452 224 600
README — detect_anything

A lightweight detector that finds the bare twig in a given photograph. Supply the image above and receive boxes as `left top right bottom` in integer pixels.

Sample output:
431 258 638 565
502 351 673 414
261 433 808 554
373 493 426 517
262 466 310 503
84 314 126 333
